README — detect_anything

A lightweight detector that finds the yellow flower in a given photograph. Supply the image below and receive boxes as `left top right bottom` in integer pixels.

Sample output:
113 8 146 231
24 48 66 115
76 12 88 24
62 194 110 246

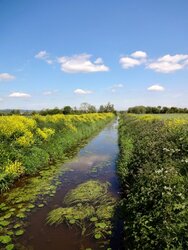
5 161 25 177
16 131 34 147
37 128 55 140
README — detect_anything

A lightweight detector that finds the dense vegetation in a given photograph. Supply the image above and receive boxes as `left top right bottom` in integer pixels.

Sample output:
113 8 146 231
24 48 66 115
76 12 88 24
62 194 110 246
0 113 115 192
127 106 188 114
118 114 188 249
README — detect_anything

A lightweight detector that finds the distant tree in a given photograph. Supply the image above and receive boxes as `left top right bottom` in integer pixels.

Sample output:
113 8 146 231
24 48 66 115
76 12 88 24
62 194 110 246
168 107 179 113
63 106 73 114
104 102 115 113
99 103 115 113
87 105 97 113
128 106 146 114
79 103 97 113
80 102 90 113
99 105 105 113
127 106 188 114
39 107 61 115
10 109 21 115
161 107 168 114
151 106 160 114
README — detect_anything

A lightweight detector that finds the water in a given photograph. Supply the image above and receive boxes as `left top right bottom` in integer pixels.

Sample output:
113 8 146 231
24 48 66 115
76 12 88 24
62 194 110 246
16 121 121 250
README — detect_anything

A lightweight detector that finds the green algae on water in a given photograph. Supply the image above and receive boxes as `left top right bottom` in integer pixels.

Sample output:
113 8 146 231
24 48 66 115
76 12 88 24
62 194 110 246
64 180 109 205
47 180 116 240
0 164 69 249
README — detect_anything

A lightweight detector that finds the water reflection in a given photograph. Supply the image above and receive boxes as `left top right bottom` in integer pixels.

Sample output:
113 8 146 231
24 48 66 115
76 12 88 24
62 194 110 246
65 154 111 171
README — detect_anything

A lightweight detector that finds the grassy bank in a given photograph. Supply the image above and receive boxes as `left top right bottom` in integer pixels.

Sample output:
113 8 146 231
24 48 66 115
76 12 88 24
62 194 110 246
0 113 115 192
118 114 188 249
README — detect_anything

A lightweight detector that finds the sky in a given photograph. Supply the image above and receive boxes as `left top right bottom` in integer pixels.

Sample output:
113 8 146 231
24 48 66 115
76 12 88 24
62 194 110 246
0 0 188 110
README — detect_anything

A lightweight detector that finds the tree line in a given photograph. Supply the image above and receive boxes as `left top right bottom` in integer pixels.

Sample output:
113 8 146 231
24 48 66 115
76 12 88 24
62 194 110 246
127 106 188 114
0 102 115 116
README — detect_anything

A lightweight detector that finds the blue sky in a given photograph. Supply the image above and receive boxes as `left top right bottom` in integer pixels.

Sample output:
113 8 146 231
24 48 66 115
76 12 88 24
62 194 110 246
0 0 188 110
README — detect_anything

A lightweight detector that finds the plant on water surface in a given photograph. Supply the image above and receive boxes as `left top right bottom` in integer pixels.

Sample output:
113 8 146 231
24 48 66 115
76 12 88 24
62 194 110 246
63 180 109 205
0 163 69 249
47 180 116 240
118 114 188 249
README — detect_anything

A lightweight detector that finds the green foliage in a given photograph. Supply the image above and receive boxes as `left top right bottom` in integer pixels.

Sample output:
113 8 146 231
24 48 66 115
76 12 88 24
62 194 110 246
15 229 24 236
0 221 10 227
21 147 49 174
127 105 188 114
47 180 115 240
118 114 188 249
0 113 115 192
5 244 14 250
0 235 12 244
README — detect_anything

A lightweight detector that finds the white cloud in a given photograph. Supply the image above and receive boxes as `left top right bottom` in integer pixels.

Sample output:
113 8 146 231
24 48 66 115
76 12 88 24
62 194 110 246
147 54 188 73
147 85 165 91
58 54 109 73
0 98 3 101
120 51 188 73
0 73 15 81
120 51 147 69
131 51 147 59
35 50 53 64
119 57 141 69
74 88 93 95
35 50 48 59
9 92 31 98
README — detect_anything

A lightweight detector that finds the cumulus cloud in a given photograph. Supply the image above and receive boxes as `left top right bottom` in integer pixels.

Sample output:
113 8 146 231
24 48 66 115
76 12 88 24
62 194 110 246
147 54 188 73
58 54 109 73
120 51 188 73
120 51 147 69
119 57 141 69
147 85 165 91
131 51 147 59
0 73 15 81
9 92 31 98
74 88 93 95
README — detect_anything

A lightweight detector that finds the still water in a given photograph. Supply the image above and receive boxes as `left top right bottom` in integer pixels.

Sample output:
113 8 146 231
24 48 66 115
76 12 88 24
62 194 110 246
16 121 121 250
